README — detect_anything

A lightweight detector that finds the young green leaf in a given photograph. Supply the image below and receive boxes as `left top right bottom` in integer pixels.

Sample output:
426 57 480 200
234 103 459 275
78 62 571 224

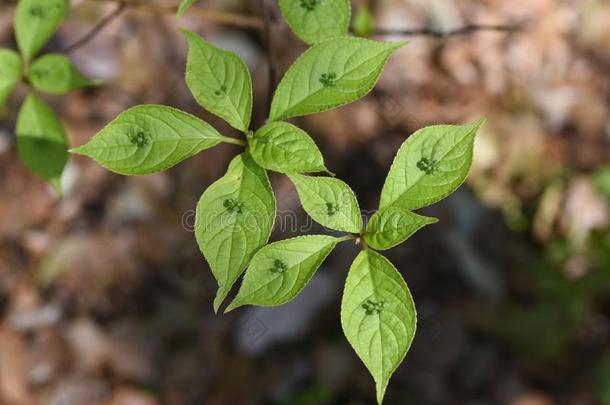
182 29 253 132
16 94 67 192
195 153 276 312
15 0 67 62
353 5 375 37
225 235 339 312
71 105 226 175
269 37 404 121
250 122 329 174
380 120 485 211
27 53 99 95
341 249 417 404
278 0 351 45
288 174 362 233
0 49 22 105
364 207 437 250
176 0 197 19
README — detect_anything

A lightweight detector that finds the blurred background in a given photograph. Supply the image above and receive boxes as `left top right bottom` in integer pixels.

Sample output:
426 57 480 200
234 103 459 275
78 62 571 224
1 0 610 404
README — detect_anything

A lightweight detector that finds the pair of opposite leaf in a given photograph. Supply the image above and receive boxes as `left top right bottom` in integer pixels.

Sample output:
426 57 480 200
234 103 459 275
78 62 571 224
2 0 98 193
74 1 485 403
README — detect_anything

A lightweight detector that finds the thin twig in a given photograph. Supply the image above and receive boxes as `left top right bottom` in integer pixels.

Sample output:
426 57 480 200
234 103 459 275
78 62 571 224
370 23 523 38
86 0 264 30
63 2 127 53
260 0 279 118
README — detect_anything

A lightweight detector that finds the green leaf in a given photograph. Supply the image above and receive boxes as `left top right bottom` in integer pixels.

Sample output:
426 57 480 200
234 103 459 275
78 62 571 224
269 37 404 122
594 165 610 200
182 29 253 132
15 0 67 62
341 249 416 404
27 53 98 95
0 49 22 105
195 153 276 312
176 0 197 18
16 94 67 192
364 207 437 250
353 5 375 37
71 105 226 175
225 235 339 312
380 120 485 211
288 174 362 233
278 0 351 45
250 121 329 174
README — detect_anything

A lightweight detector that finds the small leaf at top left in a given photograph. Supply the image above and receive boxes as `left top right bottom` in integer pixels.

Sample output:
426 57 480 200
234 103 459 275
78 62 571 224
28 54 99 95
15 0 67 62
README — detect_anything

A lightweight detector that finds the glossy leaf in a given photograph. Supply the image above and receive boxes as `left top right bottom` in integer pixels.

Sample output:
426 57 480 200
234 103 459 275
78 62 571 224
364 207 437 250
341 249 416 404
176 0 197 18
28 53 99 95
16 94 67 192
380 120 485 211
182 29 253 132
15 0 67 62
226 235 339 311
288 174 362 233
0 49 22 104
278 0 350 45
250 121 329 174
195 153 276 312
71 105 225 175
269 37 404 121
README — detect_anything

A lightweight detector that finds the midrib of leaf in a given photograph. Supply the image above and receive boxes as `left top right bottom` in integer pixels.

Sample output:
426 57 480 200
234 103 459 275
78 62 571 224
349 252 410 392
386 126 476 207
219 160 268 287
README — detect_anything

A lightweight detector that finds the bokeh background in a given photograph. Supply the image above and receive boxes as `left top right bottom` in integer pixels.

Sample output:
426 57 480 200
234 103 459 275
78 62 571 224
1 0 610 404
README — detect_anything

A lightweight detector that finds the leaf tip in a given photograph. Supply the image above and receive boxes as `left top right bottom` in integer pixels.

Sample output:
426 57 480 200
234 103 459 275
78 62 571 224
213 289 228 314
471 117 487 129
375 380 388 404
68 145 87 156
323 168 336 177
390 40 409 51
426 216 440 225
178 27 194 39
50 177 63 198
224 300 241 314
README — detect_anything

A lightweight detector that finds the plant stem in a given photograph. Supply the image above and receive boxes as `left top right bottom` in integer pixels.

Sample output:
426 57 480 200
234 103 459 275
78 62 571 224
369 22 524 38
259 0 279 117
337 234 359 243
221 137 247 147
86 0 264 30
62 2 128 53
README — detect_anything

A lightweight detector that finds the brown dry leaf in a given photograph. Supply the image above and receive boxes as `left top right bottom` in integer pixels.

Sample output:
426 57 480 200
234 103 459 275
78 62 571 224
0 327 34 405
